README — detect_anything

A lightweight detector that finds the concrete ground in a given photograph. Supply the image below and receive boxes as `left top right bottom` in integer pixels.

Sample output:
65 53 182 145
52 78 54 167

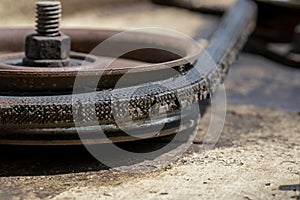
0 0 299 199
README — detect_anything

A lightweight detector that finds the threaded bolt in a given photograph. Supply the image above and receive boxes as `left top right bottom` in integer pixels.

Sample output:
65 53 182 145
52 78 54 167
23 1 71 67
36 1 62 37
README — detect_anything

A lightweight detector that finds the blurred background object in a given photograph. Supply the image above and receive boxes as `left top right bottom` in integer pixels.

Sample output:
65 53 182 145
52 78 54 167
0 0 219 37
0 0 147 28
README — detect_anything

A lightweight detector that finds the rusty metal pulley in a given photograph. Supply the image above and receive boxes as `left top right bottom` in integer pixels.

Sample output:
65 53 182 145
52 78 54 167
0 0 257 145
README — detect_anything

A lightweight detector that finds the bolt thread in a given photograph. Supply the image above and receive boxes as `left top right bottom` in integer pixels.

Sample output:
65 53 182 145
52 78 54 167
36 1 61 37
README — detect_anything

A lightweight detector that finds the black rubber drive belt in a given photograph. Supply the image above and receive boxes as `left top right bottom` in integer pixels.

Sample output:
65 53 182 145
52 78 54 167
0 0 257 131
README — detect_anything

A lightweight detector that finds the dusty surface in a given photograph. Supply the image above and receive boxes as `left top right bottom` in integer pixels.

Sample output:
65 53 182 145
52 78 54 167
0 0 299 200
51 106 300 200
0 104 299 200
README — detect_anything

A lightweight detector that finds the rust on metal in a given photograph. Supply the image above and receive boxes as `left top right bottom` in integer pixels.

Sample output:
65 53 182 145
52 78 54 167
0 0 257 145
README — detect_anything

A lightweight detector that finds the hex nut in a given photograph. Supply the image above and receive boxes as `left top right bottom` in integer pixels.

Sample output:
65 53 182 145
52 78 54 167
25 34 71 60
